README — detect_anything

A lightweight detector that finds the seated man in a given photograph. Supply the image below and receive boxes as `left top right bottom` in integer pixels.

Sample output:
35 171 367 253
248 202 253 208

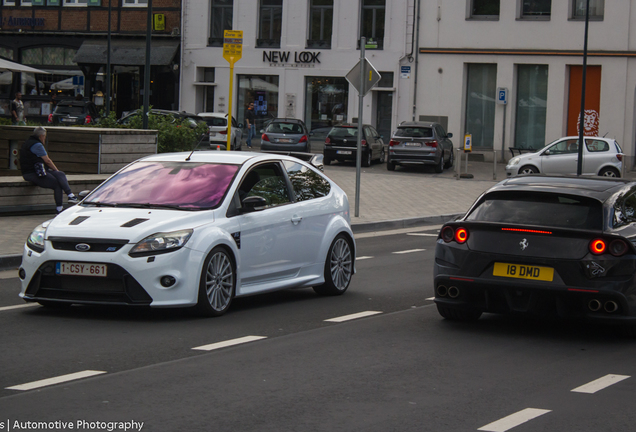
20 127 78 213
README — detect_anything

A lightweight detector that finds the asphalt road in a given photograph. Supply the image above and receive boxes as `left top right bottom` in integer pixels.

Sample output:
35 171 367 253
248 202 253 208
1 228 635 432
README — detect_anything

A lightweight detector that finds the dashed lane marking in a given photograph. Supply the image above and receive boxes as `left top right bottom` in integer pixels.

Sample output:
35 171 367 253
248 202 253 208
324 311 383 323
0 303 39 312
192 335 267 351
392 249 426 254
478 408 552 432
426 297 435 301
356 256 374 261
406 233 438 237
571 374 630 394
6 370 107 391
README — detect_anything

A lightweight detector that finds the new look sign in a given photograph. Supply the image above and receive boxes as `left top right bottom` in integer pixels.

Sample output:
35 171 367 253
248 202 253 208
263 51 321 68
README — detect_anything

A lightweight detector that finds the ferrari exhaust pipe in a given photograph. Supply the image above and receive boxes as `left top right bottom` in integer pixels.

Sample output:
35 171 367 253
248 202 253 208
604 301 618 313
437 285 448 297
588 299 602 312
448 286 460 298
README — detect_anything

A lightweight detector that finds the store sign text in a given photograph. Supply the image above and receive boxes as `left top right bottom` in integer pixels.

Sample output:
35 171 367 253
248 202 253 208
263 51 321 67
3 16 45 27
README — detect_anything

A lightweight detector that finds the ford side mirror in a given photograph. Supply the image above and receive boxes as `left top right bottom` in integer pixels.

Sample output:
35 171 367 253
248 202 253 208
242 196 267 212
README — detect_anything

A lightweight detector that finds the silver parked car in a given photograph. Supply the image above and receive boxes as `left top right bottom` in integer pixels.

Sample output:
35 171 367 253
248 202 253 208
506 136 624 177
387 121 454 173
260 118 311 153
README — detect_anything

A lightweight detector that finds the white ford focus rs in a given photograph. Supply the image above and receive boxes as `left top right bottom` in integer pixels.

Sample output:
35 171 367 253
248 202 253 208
19 151 355 316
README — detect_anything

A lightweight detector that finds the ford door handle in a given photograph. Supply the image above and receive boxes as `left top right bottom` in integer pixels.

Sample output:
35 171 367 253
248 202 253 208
291 215 303 225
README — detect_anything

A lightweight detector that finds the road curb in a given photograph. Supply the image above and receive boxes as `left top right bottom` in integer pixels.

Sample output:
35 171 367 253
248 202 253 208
351 214 462 234
0 214 462 271
0 254 22 272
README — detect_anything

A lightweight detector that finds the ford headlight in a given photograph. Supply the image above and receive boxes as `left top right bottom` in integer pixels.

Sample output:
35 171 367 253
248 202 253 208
27 221 51 253
129 229 193 257
509 157 520 166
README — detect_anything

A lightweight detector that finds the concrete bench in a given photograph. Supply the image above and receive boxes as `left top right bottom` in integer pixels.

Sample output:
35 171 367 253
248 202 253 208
0 174 109 215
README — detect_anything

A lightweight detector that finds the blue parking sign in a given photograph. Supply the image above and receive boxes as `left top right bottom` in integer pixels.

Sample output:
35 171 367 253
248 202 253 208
497 87 508 105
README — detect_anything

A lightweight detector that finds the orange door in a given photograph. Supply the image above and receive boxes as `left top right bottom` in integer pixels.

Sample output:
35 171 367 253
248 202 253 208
567 65 601 136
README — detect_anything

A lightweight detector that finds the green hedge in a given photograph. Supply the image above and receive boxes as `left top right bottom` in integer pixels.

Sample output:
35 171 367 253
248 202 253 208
93 111 209 153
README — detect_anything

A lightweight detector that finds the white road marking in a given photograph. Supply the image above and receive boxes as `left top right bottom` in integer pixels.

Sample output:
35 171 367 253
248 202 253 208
392 249 426 254
325 311 383 322
356 256 374 260
192 335 267 351
478 408 551 432
406 233 438 237
571 374 630 394
426 297 435 301
6 370 106 391
0 303 39 312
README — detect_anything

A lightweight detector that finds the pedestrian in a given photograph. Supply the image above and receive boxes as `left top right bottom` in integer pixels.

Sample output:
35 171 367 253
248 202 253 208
20 127 78 214
11 92 26 125
245 102 255 149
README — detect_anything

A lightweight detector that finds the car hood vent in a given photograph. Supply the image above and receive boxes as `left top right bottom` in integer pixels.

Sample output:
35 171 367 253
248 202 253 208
69 216 90 225
121 218 149 228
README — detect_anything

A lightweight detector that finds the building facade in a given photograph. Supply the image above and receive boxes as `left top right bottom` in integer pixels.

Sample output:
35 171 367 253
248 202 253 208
417 0 636 166
0 0 182 121
179 0 418 139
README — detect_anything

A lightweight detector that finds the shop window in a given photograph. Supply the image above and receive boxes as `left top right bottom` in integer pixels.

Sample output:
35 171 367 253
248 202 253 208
237 75 279 130
515 64 548 150
469 0 500 19
377 72 393 88
519 0 551 19
359 0 385 50
307 0 333 49
571 0 604 20
123 0 148 7
257 0 282 48
0 47 14 60
305 76 348 132
64 0 88 5
464 63 496 149
22 47 77 66
209 0 233 47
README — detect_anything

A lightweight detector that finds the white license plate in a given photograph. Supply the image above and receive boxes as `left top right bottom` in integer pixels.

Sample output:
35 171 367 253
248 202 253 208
209 132 217 137
405 142 421 147
56 262 107 277
278 138 293 143
337 150 352 155
62 118 76 123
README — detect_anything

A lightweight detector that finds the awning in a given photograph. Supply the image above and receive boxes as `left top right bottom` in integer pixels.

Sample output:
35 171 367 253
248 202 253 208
0 58 50 74
73 40 180 66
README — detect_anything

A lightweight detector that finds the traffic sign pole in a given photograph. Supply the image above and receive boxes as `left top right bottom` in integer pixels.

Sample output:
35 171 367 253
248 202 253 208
355 37 365 218
223 30 243 151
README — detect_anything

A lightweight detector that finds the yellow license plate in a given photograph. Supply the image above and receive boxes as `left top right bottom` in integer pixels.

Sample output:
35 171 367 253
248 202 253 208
493 262 554 282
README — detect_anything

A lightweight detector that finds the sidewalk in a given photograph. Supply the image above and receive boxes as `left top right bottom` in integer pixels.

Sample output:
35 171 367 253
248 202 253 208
0 159 504 270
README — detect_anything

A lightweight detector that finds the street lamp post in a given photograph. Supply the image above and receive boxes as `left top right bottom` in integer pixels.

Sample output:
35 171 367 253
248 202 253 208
142 0 153 129
577 0 590 176
105 0 112 117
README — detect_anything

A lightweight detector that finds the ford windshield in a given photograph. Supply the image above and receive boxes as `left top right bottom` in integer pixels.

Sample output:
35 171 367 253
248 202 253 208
84 161 240 210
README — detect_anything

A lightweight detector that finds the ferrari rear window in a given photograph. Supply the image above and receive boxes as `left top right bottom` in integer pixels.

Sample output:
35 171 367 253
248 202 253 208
465 192 603 230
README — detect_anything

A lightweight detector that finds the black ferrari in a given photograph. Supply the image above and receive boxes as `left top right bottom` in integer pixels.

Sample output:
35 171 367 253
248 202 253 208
434 175 636 335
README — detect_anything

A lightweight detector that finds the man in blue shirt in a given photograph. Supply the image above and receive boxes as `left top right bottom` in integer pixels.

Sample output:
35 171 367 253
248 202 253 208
20 127 78 213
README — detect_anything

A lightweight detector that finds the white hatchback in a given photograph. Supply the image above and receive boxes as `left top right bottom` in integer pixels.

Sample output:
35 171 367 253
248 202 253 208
19 152 355 316
506 136 624 177
198 112 243 151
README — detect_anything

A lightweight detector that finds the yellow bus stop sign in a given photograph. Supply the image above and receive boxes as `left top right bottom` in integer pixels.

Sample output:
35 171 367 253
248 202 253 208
223 30 243 66
223 30 243 151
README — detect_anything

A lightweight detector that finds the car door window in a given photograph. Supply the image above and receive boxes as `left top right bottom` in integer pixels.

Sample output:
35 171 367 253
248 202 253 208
238 162 291 207
283 160 331 201
547 139 578 155
585 139 609 152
